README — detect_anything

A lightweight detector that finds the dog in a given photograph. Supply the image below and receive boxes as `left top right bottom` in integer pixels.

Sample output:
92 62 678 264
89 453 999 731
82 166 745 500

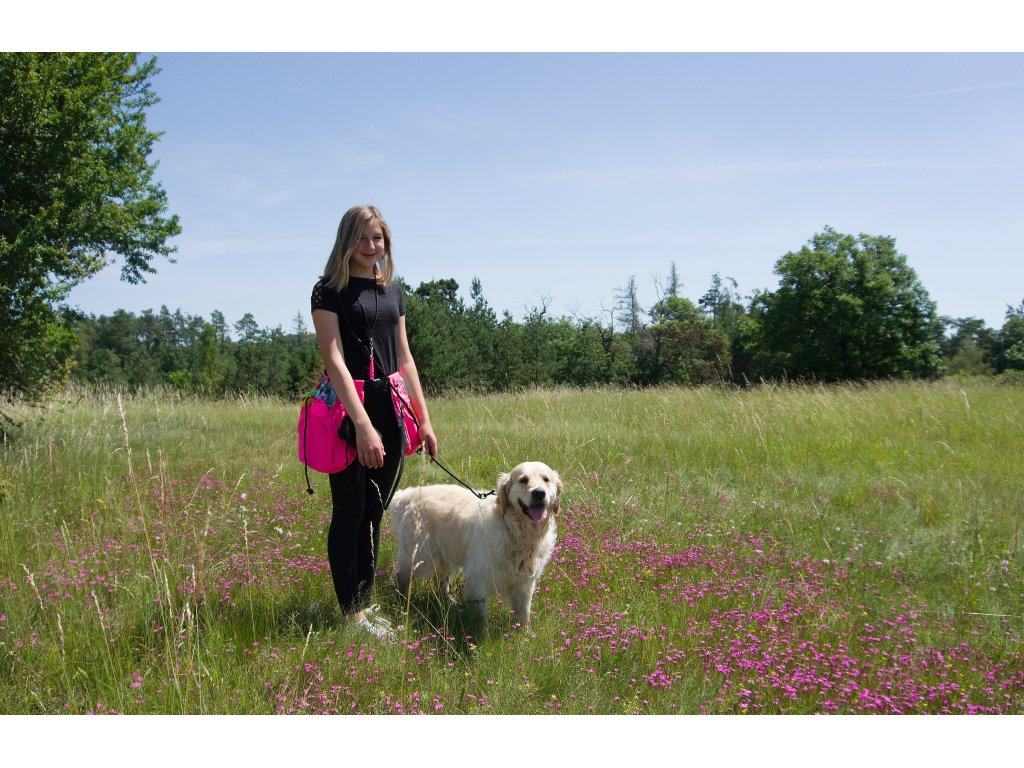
389 461 562 624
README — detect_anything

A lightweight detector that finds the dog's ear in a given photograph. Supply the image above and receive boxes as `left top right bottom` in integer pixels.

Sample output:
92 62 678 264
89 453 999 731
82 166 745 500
496 472 511 512
552 470 563 515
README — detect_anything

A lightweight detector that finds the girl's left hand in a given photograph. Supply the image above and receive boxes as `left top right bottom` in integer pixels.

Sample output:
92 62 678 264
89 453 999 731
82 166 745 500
418 423 438 459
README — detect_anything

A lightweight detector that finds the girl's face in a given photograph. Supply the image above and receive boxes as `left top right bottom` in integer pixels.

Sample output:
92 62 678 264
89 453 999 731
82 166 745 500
349 219 385 277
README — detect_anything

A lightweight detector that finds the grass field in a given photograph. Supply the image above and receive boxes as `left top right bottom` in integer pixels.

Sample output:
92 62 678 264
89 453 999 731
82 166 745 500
1 379 1022 715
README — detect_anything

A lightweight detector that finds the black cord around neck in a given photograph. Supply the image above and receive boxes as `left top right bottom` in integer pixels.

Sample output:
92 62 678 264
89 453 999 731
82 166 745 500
345 278 379 377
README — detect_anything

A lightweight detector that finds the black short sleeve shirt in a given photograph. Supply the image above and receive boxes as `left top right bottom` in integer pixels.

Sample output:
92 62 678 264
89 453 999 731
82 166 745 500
311 276 405 379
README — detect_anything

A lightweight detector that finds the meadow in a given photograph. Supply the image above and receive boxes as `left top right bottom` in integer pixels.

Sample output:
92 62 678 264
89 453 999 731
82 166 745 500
1 379 1022 715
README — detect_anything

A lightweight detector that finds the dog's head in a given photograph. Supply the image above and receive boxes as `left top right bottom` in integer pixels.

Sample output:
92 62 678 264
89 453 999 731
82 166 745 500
496 461 562 524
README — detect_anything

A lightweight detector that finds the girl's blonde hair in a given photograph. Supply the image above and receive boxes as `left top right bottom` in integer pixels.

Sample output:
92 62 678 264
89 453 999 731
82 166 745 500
322 205 395 289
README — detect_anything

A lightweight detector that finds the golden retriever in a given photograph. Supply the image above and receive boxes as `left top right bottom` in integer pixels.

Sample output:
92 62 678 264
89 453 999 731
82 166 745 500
389 461 562 624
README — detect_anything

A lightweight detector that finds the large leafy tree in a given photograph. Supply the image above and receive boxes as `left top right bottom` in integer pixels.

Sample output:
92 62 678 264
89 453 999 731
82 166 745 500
754 227 941 381
1 53 180 396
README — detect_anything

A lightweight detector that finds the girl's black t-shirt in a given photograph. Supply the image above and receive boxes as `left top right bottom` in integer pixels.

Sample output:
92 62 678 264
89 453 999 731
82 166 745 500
311 276 405 379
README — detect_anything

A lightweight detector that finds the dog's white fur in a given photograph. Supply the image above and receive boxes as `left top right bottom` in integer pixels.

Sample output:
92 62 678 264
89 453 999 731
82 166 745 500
389 461 562 624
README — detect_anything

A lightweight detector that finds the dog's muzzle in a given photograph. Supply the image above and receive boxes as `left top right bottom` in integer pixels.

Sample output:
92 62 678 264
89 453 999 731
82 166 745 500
519 490 549 523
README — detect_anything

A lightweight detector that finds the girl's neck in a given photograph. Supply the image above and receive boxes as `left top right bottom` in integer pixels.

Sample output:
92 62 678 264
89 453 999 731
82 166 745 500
350 265 376 280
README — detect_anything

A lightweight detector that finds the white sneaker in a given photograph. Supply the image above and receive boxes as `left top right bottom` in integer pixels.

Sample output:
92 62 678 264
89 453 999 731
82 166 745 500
364 604 393 631
355 616 396 643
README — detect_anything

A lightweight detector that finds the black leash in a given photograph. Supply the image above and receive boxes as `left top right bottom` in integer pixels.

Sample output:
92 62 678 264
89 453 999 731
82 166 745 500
418 449 496 499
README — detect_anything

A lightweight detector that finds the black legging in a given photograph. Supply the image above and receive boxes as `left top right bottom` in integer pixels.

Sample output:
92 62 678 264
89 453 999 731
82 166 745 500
327 383 404 616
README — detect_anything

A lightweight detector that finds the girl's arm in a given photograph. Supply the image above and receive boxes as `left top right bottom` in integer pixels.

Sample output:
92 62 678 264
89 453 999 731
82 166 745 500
311 308 386 469
396 315 438 458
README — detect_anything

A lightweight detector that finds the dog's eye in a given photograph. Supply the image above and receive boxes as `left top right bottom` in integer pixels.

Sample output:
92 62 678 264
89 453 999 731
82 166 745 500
518 477 529 484
542 476 550 483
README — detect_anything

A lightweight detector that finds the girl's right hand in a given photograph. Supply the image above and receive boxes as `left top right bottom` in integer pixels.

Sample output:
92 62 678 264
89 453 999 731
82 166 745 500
355 422 385 468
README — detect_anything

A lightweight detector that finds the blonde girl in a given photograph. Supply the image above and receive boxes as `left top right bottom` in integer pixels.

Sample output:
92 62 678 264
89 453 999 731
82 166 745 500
311 205 437 639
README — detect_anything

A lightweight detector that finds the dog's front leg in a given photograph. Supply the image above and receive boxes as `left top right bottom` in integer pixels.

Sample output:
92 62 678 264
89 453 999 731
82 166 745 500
465 596 487 621
463 574 489 622
510 581 536 625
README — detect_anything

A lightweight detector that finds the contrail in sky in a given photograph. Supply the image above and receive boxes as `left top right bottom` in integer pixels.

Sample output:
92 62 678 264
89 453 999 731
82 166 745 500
897 79 1024 99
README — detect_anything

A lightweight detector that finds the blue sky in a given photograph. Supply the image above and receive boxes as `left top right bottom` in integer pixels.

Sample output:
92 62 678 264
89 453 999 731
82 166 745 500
61 51 1024 335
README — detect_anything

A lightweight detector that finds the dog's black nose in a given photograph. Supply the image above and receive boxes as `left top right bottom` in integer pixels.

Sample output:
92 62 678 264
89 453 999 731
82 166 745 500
530 488 546 502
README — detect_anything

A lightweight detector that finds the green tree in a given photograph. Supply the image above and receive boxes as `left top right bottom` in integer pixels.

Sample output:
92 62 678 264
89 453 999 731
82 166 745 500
285 313 320 395
561 318 613 385
154 305 190 378
939 316 996 376
191 322 226 392
404 278 480 392
464 278 498 389
233 313 260 344
946 338 995 377
996 300 1024 372
231 326 291 395
211 310 231 344
754 227 941 381
0 53 180 396
699 274 745 342
666 262 681 297
614 275 643 334
699 273 752 383
648 295 730 385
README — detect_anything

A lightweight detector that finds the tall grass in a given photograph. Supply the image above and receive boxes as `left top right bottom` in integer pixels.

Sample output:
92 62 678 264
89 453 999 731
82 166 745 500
1 379 1021 714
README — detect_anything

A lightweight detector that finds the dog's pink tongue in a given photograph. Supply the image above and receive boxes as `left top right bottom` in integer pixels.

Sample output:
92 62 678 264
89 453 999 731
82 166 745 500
528 504 547 522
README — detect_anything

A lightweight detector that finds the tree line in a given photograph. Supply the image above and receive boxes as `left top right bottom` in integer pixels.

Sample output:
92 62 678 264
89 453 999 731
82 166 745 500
61 228 1024 397
4 55 1023 403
